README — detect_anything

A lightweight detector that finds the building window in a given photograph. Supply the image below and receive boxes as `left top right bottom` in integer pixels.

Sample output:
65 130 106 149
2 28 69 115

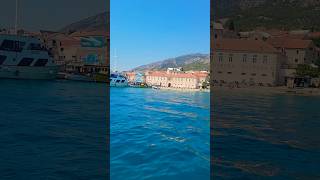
241 73 246 75
229 54 233 62
218 53 223 62
251 73 256 76
295 59 298 63
261 74 267 77
253 55 257 63
227 72 232 74
296 50 299 54
218 71 222 74
263 55 268 64
243 54 247 62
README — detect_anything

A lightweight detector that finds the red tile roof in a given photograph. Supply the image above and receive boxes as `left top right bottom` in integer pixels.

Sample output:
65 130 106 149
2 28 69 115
267 38 312 49
214 39 278 53
308 32 320 39
147 71 199 79
70 31 107 37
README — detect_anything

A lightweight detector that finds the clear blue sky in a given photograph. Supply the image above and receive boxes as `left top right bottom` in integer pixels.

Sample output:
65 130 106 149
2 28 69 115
111 0 210 71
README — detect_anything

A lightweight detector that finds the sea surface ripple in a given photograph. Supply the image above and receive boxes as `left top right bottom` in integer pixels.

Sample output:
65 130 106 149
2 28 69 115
110 88 210 180
0 79 107 180
212 90 320 179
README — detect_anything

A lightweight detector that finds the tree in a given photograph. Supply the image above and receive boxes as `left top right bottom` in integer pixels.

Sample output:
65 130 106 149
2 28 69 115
315 57 320 67
228 20 235 31
312 38 320 48
296 64 319 78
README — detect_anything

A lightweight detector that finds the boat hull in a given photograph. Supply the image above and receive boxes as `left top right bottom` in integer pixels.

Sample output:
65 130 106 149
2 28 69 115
0 66 58 80
110 81 128 87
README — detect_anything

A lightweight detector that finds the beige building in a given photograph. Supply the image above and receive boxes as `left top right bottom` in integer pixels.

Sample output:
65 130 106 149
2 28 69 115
267 38 315 66
125 72 136 83
145 70 208 89
213 39 285 86
40 30 107 66
213 22 224 39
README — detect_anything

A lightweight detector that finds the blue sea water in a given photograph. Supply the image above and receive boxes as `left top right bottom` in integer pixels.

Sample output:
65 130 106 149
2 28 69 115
212 90 320 179
110 88 210 180
0 79 107 179
2 79 319 180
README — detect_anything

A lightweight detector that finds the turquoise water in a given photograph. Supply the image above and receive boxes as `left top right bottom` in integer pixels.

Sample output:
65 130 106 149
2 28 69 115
110 88 210 180
0 79 107 179
212 90 320 179
2 79 318 179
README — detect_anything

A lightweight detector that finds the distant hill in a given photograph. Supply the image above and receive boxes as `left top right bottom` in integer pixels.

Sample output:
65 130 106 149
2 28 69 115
132 54 210 71
60 12 107 33
216 0 320 31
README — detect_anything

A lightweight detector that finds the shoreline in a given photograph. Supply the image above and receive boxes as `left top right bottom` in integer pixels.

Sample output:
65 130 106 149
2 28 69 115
156 87 209 92
211 86 320 96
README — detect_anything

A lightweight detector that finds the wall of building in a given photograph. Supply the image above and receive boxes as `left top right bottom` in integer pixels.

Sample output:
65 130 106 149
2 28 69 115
213 51 282 86
145 72 202 89
285 47 314 65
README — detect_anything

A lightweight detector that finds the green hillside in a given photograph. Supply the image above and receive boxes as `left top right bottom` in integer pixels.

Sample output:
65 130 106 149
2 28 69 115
224 1 320 31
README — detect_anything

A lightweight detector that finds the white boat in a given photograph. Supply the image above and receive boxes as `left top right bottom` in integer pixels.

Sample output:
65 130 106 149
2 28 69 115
0 34 58 80
110 72 128 87
152 85 160 89
65 73 93 82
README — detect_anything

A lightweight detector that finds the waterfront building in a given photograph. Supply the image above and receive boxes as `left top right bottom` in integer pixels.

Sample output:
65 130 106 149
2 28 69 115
267 38 315 66
125 72 136 82
125 72 146 84
213 22 224 39
212 39 285 86
145 69 209 89
40 30 108 68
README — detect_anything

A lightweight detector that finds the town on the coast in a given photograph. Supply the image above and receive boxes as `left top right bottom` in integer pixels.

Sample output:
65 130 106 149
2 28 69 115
210 0 320 95
212 22 320 90
123 68 209 90
0 9 110 82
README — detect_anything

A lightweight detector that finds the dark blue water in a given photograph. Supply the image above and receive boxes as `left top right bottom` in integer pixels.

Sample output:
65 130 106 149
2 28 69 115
2 80 318 180
213 90 320 179
0 79 107 179
110 88 210 180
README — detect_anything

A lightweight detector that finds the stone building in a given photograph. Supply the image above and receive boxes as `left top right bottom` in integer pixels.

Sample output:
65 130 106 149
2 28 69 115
145 69 208 89
212 39 285 86
267 38 315 66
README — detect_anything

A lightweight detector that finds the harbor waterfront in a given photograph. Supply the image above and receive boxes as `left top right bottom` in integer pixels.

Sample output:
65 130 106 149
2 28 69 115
110 87 210 180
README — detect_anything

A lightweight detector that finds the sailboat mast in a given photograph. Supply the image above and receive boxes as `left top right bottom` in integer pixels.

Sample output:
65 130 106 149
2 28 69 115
15 0 18 34
114 49 118 72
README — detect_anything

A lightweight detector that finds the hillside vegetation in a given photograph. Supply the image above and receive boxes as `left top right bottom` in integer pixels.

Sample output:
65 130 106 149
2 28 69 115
216 0 320 31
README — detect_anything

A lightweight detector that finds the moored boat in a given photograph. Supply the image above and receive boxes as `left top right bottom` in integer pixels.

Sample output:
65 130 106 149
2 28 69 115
110 72 128 87
0 34 58 80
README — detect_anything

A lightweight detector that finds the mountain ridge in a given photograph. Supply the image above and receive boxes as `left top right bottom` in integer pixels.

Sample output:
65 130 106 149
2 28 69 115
132 53 210 71
59 12 107 33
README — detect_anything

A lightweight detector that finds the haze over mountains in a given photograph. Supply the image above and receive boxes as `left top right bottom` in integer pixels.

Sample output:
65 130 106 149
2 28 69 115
132 54 210 71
